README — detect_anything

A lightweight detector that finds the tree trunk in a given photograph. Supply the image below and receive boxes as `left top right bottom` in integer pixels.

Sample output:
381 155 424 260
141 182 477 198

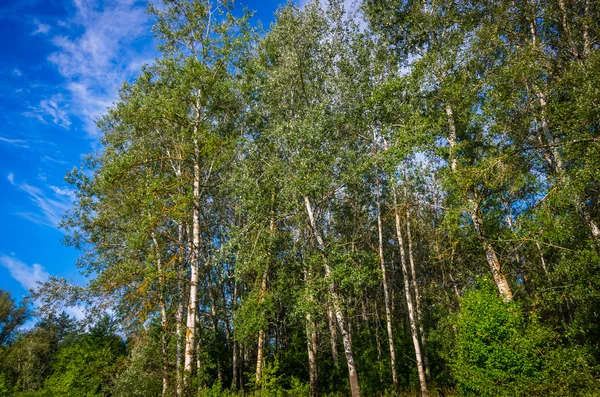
403 175 431 380
405 199 431 381
151 232 169 397
232 280 239 392
526 12 600 242
304 268 319 397
445 103 513 302
326 301 339 367
184 123 202 390
392 186 429 397
255 268 268 388
304 196 360 397
208 277 223 384
375 172 398 390
256 199 276 387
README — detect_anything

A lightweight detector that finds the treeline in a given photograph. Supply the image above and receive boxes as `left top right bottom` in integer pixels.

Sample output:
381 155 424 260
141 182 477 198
3 0 600 395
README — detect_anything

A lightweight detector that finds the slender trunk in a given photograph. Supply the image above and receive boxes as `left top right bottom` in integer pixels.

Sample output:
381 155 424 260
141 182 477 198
326 301 339 367
449 247 461 304
232 281 239 391
470 197 514 301
361 298 369 326
306 311 319 397
583 0 591 57
539 93 600 240
242 341 248 393
196 310 203 391
374 301 383 384
218 270 233 387
255 269 268 388
445 103 513 302
184 118 202 390
375 172 398 390
536 241 549 277
392 186 429 397
256 199 276 387
404 186 431 381
304 268 319 397
176 289 184 396
151 232 169 397
529 17 600 242
208 278 223 384
304 196 360 397
174 169 185 397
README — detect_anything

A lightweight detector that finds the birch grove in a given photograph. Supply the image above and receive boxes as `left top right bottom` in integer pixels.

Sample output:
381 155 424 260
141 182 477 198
9 0 600 396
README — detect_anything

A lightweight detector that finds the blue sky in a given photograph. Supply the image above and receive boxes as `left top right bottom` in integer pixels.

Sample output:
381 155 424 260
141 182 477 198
0 0 291 306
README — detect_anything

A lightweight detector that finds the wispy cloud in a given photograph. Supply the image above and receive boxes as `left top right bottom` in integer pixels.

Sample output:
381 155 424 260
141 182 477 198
31 18 51 35
8 173 73 228
0 136 30 149
0 255 50 291
12 68 22 77
0 255 86 320
46 0 154 136
23 94 71 128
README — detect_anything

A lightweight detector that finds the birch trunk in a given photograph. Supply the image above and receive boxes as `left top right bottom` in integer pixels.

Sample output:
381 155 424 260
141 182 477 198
304 268 319 397
405 194 431 381
256 199 276 386
304 196 360 397
151 232 169 397
326 301 339 367
255 270 268 387
392 186 429 397
232 280 239 391
445 103 513 302
306 310 318 397
375 173 398 390
208 278 223 384
526 8 600 241
184 118 202 390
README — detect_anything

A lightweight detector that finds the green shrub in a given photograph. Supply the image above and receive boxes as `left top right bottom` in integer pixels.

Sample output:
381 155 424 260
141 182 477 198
451 279 598 396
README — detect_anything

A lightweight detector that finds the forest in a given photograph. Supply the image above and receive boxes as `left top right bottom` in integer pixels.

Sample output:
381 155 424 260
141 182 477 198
1 0 600 395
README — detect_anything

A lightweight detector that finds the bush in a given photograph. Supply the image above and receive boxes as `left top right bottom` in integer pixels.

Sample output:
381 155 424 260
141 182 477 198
451 279 598 396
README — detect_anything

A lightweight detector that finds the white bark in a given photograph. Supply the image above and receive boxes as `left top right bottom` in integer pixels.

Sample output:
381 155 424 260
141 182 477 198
392 185 429 397
151 232 169 397
375 173 398 390
184 111 202 390
404 182 431 380
445 103 513 302
327 301 339 366
304 196 360 397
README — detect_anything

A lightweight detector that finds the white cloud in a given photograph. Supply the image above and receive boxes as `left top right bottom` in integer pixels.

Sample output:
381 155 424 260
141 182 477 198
0 256 86 321
46 0 154 136
32 19 51 35
49 185 77 200
8 174 73 228
42 155 67 165
0 255 50 291
23 94 71 128
0 137 27 145
12 68 22 77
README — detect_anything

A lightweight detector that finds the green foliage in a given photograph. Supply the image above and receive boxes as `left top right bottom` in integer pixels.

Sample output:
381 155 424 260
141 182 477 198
0 289 29 347
15 0 600 396
111 331 162 397
450 279 598 396
40 317 127 396
0 372 10 397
